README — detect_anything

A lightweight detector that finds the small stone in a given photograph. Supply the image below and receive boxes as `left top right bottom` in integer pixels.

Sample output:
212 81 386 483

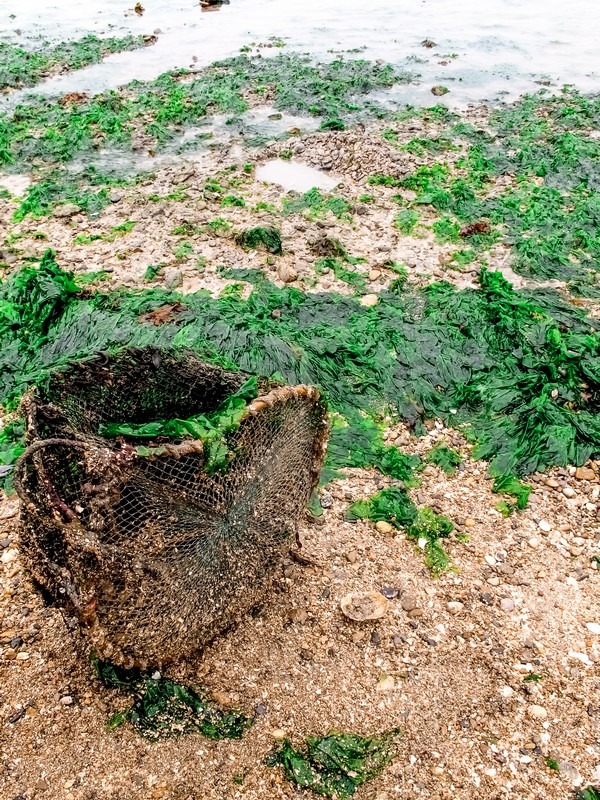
370 630 382 646
464 517 476 527
487 576 500 586
563 486 576 498
527 704 548 720
345 549 358 564
500 598 515 612
407 607 423 619
163 267 183 289
528 537 540 549
16 651 30 660
401 593 418 612
277 263 298 284
375 520 394 534
360 294 379 307
352 630 366 643
546 478 560 488
53 203 80 218
109 192 123 203
447 601 464 614
538 520 551 532
576 467 596 481
380 586 399 599
1 549 17 563
60 695 73 706
368 269 381 281
254 703 267 716
586 622 600 635
271 729 287 740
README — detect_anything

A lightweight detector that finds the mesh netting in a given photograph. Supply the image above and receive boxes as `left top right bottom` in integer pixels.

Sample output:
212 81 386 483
15 347 329 668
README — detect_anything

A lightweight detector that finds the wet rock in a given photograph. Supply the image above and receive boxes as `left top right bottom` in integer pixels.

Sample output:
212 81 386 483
431 85 450 96
341 591 388 621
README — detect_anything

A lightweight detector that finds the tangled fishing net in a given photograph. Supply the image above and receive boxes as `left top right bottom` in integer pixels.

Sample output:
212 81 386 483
15 347 329 667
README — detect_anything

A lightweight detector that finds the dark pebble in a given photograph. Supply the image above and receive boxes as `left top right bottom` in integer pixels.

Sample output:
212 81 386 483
10 637 23 649
380 586 399 599
370 630 381 646
254 703 267 717
480 592 494 605
0 538 12 549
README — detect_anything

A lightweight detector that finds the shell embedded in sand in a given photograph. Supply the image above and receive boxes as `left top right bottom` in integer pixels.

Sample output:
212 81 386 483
340 591 389 622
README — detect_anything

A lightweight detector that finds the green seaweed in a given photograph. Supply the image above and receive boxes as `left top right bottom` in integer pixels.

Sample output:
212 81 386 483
283 187 351 220
577 788 600 800
235 226 282 254
426 443 462 474
94 657 252 741
266 729 400 798
0 34 150 90
100 376 258 472
348 487 454 573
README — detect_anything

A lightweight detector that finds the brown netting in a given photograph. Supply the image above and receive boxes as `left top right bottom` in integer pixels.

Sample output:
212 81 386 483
14 347 329 668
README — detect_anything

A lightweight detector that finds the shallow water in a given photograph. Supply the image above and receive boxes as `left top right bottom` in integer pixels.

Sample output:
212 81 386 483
1 0 599 108
256 160 340 193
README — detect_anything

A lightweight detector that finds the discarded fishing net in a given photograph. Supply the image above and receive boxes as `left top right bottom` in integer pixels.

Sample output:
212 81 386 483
15 347 329 667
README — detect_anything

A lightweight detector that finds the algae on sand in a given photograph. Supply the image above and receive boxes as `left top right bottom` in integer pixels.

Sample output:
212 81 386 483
94 657 253 740
267 729 400 798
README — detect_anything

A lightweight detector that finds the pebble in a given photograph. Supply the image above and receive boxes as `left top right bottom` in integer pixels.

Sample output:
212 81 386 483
53 203 80 218
586 622 600 635
528 537 540 549
500 598 515 612
447 601 464 614
527 704 548 720
60 695 74 706
538 520 551 532
575 467 596 481
464 517 476 527
360 294 378 307
16 651 30 660
376 675 395 691
401 593 418 612
163 267 183 289
1 549 17 563
487 576 500 586
271 729 287 740
375 520 394 534
380 586 399 599
277 263 298 283
563 486 576 498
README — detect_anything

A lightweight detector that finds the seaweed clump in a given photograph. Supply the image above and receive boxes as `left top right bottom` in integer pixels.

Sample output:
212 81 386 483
235 226 283 254
267 729 400 798
94 657 253 740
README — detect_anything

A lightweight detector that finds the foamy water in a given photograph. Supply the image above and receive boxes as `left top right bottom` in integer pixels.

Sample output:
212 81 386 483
1 0 599 108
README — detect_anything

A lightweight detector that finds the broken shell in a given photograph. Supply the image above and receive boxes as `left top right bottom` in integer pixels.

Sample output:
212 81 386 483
340 591 389 622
